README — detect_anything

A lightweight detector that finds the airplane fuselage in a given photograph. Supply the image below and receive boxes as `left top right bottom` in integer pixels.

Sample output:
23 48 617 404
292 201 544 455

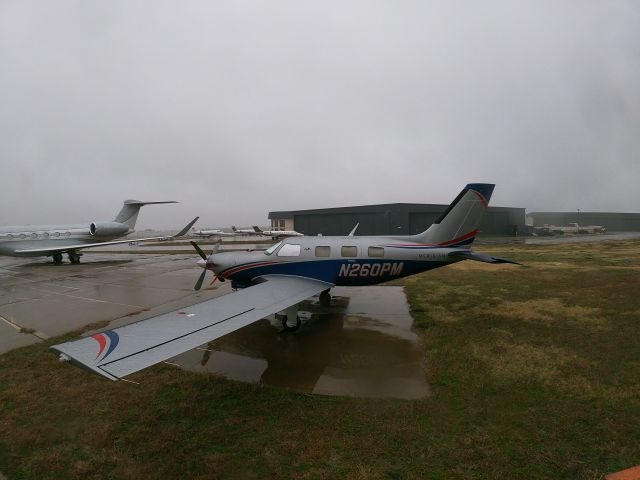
0 223 125 257
210 235 461 288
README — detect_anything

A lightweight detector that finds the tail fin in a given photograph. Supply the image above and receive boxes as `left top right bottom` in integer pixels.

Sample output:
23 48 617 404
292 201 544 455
253 226 263 233
114 200 177 231
412 183 494 247
231 226 238 232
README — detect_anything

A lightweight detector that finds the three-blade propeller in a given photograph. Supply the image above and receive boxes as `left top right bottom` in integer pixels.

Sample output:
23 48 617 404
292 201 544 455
191 241 221 291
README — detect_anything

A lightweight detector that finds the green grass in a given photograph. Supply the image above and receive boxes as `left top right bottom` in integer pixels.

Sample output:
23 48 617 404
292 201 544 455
1 240 640 479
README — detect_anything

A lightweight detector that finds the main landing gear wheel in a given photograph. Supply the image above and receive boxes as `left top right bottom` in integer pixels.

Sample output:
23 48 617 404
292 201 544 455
281 315 301 332
68 251 81 264
319 289 331 305
52 253 63 265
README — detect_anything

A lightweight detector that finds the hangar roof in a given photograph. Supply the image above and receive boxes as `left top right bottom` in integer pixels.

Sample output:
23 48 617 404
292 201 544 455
269 203 523 220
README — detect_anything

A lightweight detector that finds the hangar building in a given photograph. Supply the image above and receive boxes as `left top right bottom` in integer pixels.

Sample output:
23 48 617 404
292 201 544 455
527 212 640 232
269 203 525 237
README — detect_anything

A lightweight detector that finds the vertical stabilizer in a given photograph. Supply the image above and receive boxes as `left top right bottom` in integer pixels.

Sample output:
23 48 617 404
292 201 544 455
114 200 177 231
411 184 494 247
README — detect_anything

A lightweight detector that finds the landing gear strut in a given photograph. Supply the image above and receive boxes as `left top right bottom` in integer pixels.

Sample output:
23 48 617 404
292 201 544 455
276 304 301 332
280 315 301 331
52 253 63 265
68 251 82 264
319 289 332 305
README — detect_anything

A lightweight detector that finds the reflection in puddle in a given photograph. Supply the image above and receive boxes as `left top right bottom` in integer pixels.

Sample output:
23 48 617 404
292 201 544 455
172 286 429 399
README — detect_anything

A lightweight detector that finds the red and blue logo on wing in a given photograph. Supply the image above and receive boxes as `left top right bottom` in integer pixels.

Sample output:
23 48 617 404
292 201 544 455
91 331 119 362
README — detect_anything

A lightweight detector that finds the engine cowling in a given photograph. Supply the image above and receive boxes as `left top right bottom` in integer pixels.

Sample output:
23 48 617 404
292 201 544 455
89 221 129 237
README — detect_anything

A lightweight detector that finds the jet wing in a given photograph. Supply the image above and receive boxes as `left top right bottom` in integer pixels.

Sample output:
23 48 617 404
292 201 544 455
51 275 332 381
14 217 199 255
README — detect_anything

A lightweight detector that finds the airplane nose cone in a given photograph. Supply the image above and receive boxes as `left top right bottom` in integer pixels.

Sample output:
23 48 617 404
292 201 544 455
197 259 207 269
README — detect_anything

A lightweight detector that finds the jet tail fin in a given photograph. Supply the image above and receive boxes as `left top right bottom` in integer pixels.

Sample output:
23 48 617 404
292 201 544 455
411 184 494 247
253 226 263 233
114 200 177 231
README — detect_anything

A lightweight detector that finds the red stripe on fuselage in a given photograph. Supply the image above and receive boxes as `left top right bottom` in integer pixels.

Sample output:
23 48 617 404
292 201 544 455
437 229 479 246
221 261 278 278
385 229 479 248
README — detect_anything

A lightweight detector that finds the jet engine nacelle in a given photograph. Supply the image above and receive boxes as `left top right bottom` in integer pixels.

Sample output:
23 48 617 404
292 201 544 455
90 221 129 237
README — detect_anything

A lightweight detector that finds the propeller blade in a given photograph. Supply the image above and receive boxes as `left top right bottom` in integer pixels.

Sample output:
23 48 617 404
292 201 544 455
194 269 206 291
191 241 207 260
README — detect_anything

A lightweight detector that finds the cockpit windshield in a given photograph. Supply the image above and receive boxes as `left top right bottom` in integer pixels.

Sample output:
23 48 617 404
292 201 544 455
264 241 283 256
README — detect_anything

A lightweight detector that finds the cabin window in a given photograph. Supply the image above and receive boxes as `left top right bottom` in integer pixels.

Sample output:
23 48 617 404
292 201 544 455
341 246 357 257
7 234 13 239
277 244 301 257
19 234 26 239
315 246 330 257
31 233 38 239
42 232 49 238
65 232 71 237
368 246 385 257
264 241 283 256
53 232 60 237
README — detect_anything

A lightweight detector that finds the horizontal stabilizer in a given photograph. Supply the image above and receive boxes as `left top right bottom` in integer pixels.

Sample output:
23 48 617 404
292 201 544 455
449 250 520 265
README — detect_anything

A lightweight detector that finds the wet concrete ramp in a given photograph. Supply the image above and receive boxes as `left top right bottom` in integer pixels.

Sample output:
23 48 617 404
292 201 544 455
172 286 430 399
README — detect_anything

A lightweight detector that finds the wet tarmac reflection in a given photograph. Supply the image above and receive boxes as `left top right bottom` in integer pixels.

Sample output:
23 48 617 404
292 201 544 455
171 286 429 399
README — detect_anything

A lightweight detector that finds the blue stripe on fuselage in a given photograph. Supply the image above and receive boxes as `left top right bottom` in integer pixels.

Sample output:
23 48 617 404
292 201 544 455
225 259 449 286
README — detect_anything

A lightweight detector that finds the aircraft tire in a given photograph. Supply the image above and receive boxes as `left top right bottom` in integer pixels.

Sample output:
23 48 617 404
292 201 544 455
281 315 301 332
319 290 331 305
52 253 63 265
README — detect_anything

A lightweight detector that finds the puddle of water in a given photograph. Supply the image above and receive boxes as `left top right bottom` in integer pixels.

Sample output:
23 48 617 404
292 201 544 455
171 286 429 399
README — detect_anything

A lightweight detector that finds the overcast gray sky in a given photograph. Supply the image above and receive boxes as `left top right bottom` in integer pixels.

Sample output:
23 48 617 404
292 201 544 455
1 1 639 229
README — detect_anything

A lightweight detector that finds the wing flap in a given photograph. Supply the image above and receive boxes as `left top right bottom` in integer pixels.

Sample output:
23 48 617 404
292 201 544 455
51 275 331 380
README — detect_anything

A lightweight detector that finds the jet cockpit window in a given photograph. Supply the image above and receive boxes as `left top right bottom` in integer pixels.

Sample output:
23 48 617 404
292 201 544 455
264 241 283 256
277 244 301 257
315 246 330 257
368 246 384 257
341 246 357 257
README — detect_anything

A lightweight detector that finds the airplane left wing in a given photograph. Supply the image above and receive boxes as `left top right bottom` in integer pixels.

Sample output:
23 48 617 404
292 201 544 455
51 275 332 381
14 217 199 255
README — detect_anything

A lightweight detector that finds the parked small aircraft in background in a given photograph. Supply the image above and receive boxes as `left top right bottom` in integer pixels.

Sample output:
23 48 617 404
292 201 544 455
53 183 519 381
231 226 256 235
192 228 236 238
252 226 303 238
0 200 198 264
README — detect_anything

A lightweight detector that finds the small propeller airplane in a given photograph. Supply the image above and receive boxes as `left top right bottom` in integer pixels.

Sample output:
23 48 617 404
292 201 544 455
252 225 304 238
52 183 519 381
0 200 198 264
